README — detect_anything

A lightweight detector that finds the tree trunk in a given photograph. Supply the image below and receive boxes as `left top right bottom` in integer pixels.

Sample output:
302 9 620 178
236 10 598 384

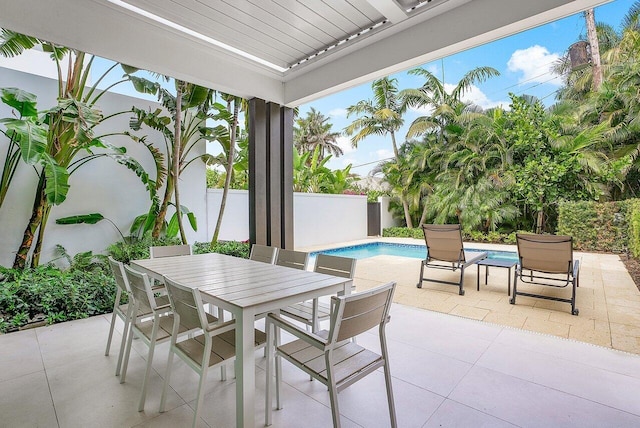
13 175 47 269
211 98 238 245
585 9 603 90
418 200 429 227
173 83 187 244
402 197 413 229
31 203 52 268
152 175 174 238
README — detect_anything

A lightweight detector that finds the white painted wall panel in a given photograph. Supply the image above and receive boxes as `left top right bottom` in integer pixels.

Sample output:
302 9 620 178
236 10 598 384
293 192 367 248
380 196 400 232
206 189 250 242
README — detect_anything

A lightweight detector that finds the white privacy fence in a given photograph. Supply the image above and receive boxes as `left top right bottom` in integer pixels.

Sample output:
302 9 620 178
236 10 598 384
206 190 369 248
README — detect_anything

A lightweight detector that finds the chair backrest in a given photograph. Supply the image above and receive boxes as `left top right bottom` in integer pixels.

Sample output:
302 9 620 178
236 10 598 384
108 257 130 294
313 254 356 279
250 244 278 264
329 282 396 343
422 224 464 263
149 244 192 259
516 233 574 274
163 276 208 332
275 249 309 270
123 265 158 314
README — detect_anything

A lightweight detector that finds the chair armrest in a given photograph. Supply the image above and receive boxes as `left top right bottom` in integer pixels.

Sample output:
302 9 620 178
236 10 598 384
573 259 580 278
267 313 327 350
205 319 236 335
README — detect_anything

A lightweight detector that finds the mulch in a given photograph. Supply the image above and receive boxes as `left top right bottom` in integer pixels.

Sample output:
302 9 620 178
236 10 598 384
621 255 640 292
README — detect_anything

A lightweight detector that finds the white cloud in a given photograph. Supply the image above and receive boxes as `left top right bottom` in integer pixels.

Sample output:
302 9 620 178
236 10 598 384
507 45 562 86
444 83 509 110
328 108 347 118
375 149 394 160
336 135 355 154
408 104 434 116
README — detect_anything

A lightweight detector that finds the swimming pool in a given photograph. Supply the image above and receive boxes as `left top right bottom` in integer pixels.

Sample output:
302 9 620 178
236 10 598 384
309 242 518 263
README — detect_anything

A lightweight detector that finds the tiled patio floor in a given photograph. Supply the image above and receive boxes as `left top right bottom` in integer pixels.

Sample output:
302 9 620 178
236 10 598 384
303 238 640 355
3 303 640 427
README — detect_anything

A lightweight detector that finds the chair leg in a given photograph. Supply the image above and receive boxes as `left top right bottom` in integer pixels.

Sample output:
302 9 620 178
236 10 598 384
115 308 131 377
383 361 397 428
192 344 212 428
120 316 136 384
571 279 579 316
159 343 176 413
138 321 159 412
458 266 465 296
326 367 341 428
105 308 118 356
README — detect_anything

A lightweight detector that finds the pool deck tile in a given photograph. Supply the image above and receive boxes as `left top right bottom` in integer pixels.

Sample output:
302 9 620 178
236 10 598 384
300 237 640 355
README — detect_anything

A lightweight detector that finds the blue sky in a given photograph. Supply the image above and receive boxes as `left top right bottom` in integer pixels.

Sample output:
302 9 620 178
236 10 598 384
302 0 635 175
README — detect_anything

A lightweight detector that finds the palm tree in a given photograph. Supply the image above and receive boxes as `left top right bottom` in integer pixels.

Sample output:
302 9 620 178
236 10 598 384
294 108 342 161
401 66 500 141
345 77 413 226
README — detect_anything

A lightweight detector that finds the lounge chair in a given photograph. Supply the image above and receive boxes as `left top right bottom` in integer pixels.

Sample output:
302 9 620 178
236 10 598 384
416 224 487 295
511 233 580 315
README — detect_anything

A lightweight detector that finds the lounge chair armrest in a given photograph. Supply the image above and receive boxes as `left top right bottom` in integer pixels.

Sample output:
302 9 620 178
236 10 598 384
267 313 327 349
573 259 580 277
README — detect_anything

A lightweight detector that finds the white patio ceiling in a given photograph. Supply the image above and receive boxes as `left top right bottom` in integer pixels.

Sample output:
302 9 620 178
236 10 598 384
1 0 610 106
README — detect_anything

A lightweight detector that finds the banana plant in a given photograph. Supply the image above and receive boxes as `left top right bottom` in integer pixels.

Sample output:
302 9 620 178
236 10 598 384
0 30 159 268
129 76 214 242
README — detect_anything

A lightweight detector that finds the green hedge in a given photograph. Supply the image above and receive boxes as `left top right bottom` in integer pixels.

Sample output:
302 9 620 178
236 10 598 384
382 227 521 244
557 200 634 253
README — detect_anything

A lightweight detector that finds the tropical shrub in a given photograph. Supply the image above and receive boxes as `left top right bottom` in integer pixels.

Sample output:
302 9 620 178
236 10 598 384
0 260 116 333
107 236 183 264
193 240 250 258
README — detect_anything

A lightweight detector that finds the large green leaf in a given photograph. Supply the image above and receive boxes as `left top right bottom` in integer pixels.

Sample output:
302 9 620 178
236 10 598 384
56 213 105 225
0 30 39 57
1 118 48 163
41 154 70 205
166 213 179 238
129 76 160 96
0 88 38 117
182 85 211 109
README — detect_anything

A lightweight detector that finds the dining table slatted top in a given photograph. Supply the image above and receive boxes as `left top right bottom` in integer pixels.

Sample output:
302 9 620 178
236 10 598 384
131 252 349 310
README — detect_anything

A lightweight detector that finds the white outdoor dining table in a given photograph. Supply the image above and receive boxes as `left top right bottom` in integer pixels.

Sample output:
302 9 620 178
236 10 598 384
131 252 351 427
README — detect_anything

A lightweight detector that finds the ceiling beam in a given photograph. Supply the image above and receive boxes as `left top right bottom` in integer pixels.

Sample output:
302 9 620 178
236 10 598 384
366 0 408 23
283 0 611 106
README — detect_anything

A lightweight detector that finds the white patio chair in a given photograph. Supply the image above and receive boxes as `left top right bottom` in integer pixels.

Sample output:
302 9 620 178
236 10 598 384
159 276 266 428
149 244 192 258
265 281 397 428
249 244 278 264
275 248 309 270
280 254 356 332
119 264 217 412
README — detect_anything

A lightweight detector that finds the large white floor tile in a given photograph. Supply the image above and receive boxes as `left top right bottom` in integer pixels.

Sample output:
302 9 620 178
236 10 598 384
0 371 57 427
450 366 640 427
424 399 518 428
0 328 43 382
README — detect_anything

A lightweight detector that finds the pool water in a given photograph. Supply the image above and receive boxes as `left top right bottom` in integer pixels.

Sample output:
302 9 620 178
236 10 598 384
309 242 518 263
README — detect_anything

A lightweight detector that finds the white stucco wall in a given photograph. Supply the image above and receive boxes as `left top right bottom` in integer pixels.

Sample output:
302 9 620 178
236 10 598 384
380 196 400 232
0 67 206 266
293 192 367 248
205 190 368 248
206 189 250 242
